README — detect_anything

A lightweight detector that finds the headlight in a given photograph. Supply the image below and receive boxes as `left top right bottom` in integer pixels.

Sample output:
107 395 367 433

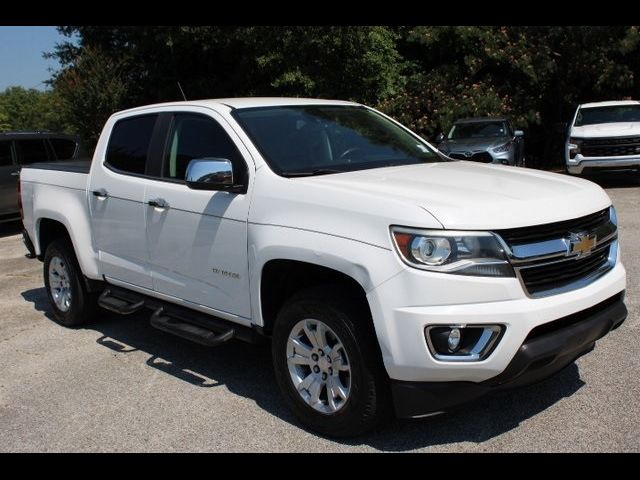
492 141 512 153
391 227 514 277
568 137 583 159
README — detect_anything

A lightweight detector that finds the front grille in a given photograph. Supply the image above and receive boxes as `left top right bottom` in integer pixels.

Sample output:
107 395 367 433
581 136 640 157
449 152 494 163
518 246 611 295
496 208 609 245
495 208 615 296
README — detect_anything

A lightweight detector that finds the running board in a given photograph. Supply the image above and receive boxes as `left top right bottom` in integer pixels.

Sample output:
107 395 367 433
150 307 235 347
98 289 145 315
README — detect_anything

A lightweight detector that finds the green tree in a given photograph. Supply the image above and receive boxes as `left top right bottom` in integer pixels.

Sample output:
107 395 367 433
49 46 128 149
48 26 404 145
0 86 67 132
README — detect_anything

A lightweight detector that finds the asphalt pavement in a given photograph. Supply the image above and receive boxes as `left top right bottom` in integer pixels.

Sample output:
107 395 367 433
0 172 638 452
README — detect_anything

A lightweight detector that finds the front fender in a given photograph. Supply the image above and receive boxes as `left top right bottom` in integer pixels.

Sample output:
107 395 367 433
248 223 405 360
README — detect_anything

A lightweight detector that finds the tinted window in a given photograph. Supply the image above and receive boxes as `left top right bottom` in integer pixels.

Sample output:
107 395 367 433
163 114 244 181
448 121 509 139
17 139 49 165
233 106 442 177
106 115 158 175
575 105 640 126
50 138 77 160
0 141 12 166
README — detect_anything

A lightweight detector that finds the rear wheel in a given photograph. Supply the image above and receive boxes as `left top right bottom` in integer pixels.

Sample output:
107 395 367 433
43 239 97 327
272 286 391 437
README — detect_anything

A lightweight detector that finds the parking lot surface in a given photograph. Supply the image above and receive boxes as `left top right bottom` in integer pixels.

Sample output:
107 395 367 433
0 174 638 452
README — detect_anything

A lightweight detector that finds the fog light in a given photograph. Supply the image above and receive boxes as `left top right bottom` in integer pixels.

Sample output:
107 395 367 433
425 324 504 362
447 328 461 351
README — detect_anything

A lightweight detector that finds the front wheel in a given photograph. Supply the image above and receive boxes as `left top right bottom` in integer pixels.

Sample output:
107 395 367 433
272 287 391 437
43 239 97 327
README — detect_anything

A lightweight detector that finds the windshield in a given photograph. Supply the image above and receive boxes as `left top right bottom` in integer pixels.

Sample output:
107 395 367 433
232 105 446 177
448 121 510 140
574 105 640 126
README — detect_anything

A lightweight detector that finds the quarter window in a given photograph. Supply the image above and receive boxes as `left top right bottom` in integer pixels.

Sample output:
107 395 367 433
163 114 245 182
106 115 158 175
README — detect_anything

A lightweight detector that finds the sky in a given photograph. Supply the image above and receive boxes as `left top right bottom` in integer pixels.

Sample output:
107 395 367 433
0 26 68 91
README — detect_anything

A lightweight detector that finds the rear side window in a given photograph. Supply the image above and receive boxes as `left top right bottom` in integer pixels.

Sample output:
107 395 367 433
16 139 49 165
106 115 158 175
0 141 12 166
49 138 77 160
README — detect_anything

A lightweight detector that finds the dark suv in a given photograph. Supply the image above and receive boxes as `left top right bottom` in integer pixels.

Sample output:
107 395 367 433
0 132 87 222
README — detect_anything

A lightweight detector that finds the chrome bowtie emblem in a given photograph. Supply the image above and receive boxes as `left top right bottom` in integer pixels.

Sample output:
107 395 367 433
568 232 597 257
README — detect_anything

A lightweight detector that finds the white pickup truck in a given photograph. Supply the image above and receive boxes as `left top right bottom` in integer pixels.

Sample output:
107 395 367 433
566 100 640 175
19 98 627 437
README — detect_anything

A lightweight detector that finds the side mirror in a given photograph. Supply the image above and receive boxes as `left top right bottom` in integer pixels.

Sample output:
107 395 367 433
185 158 239 192
514 130 524 137
435 132 445 143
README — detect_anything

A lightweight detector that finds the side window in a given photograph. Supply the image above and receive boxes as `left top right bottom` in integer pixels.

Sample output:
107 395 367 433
16 139 49 165
106 115 158 175
0 141 12 166
49 138 78 160
162 114 246 182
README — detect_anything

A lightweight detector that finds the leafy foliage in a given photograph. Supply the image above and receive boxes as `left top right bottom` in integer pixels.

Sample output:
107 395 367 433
0 86 69 133
31 26 640 166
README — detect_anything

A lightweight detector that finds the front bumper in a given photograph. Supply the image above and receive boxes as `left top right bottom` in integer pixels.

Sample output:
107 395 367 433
566 155 640 174
392 292 627 418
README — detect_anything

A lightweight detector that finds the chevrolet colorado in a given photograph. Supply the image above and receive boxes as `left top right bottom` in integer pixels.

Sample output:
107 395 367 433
19 98 627 437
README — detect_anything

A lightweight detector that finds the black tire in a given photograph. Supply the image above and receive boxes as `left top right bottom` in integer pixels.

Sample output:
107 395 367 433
43 238 97 327
271 286 391 437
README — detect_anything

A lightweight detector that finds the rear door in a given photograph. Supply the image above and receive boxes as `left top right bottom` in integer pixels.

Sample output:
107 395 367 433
0 140 18 216
88 113 166 290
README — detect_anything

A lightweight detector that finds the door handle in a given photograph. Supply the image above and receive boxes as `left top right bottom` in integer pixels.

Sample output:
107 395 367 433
11 171 20 176
148 198 169 210
92 188 108 199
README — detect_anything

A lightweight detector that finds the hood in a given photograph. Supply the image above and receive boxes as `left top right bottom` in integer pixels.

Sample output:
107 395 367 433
299 161 611 231
571 122 640 138
441 136 509 151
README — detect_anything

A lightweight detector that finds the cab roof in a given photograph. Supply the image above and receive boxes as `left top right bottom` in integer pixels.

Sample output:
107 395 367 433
117 97 362 115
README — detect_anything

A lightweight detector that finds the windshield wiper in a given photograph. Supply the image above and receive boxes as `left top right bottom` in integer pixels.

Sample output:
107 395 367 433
281 168 345 178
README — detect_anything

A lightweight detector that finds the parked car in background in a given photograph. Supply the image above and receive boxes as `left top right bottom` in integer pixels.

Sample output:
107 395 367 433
0 131 86 222
436 117 525 166
565 100 640 175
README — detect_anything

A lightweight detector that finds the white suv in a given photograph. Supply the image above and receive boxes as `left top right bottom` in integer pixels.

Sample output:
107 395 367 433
566 100 640 175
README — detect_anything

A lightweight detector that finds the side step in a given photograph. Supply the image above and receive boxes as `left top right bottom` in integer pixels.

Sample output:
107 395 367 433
98 289 145 315
150 307 235 347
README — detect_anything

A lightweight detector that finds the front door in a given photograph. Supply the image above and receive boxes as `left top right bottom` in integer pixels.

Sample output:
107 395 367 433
144 111 253 320
89 113 163 290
